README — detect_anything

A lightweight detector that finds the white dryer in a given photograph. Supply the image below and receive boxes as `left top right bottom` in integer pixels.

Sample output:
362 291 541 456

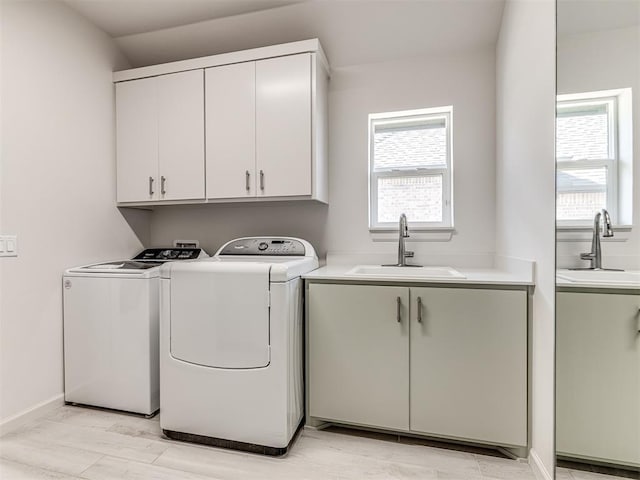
159 237 318 455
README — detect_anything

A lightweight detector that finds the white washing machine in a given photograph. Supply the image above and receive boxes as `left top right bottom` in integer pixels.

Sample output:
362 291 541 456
159 237 318 455
63 247 208 416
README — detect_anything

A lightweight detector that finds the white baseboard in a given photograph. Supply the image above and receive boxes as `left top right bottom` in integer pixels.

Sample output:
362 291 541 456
0 394 64 437
530 448 554 480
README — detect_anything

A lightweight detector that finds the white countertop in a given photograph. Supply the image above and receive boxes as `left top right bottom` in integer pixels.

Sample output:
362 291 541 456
556 269 640 290
303 264 534 287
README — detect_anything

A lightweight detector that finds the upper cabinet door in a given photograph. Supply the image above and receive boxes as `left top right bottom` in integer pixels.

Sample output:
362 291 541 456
116 77 158 203
256 54 312 198
205 62 256 199
157 70 205 201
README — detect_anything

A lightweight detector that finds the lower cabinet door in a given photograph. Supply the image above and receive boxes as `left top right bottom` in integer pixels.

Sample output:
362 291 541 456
556 291 640 466
308 283 409 430
409 287 527 446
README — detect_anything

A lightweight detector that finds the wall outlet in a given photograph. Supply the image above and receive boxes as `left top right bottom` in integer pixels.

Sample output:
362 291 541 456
0 235 18 257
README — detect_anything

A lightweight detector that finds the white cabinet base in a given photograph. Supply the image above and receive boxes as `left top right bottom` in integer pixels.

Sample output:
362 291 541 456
556 290 640 468
308 284 409 431
306 282 529 451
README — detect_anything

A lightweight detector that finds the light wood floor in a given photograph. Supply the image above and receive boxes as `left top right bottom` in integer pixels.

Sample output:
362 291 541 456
0 405 609 479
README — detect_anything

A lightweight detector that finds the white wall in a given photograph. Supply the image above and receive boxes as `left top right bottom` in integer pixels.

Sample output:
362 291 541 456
151 48 497 264
556 25 640 269
0 0 149 424
495 0 556 478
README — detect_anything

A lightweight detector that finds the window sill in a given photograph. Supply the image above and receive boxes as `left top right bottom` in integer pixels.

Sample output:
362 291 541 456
556 224 632 242
369 227 455 242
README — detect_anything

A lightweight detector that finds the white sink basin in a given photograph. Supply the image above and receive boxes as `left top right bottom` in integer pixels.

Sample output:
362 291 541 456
557 269 640 286
347 265 466 279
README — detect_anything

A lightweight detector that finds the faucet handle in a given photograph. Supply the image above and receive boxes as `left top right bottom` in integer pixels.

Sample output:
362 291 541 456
580 252 594 260
404 251 414 258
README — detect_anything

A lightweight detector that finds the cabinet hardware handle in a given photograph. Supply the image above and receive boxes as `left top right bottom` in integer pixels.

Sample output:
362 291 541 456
260 170 265 191
161 176 167 195
148 176 154 196
417 297 423 323
245 170 250 191
396 296 401 323
637 308 640 333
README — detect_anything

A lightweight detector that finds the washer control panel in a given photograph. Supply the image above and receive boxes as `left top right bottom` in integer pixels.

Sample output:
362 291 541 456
219 238 306 256
133 248 204 261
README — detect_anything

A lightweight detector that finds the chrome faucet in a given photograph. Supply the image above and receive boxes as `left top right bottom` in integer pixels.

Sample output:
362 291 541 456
384 213 419 267
578 209 614 270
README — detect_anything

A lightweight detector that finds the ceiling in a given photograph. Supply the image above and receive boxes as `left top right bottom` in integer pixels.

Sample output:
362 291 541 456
62 0 305 37
60 0 640 70
62 0 507 69
557 0 639 36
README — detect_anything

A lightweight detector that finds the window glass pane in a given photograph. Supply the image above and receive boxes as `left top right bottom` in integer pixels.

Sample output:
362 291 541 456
377 175 442 223
556 103 609 160
374 120 446 170
557 167 607 220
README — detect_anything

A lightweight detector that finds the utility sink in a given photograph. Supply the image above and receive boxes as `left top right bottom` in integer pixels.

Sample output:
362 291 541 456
347 265 466 279
557 269 640 286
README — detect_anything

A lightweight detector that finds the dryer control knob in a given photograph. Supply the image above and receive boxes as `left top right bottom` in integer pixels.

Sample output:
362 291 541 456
258 242 269 251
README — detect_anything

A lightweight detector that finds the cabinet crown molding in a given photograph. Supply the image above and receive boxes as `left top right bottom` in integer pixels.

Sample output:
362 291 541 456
113 38 329 83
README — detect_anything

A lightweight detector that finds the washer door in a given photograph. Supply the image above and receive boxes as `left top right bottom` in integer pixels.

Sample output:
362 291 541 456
169 262 270 369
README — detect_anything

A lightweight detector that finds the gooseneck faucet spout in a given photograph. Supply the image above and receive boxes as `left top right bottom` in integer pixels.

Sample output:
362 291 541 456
579 209 614 270
599 208 614 238
397 213 413 266
382 213 421 267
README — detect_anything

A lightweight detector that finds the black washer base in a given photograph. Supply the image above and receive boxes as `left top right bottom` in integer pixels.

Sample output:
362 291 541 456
162 429 290 456
65 401 158 419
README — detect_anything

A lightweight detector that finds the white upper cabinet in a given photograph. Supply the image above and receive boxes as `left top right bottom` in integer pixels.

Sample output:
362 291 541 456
116 77 158 203
116 70 205 203
115 39 329 206
205 52 325 201
256 54 312 198
157 71 205 201
205 62 256 199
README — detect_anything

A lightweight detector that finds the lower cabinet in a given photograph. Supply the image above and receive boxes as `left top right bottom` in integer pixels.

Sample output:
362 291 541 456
308 283 528 447
556 291 640 467
308 284 409 430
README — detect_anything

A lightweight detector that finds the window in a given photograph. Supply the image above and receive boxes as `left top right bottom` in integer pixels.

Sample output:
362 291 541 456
556 90 628 225
369 107 453 230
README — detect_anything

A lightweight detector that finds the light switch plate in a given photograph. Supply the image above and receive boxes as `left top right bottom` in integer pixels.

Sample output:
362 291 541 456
0 235 18 257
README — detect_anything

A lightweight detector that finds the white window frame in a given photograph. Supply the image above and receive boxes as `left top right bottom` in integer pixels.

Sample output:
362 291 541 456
368 106 453 231
556 93 619 227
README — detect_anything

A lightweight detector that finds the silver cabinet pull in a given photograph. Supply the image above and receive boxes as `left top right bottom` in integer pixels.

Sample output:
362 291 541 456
161 176 167 195
417 297 423 323
148 176 154 196
260 170 265 191
637 308 640 333
245 170 250 191
396 296 401 323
